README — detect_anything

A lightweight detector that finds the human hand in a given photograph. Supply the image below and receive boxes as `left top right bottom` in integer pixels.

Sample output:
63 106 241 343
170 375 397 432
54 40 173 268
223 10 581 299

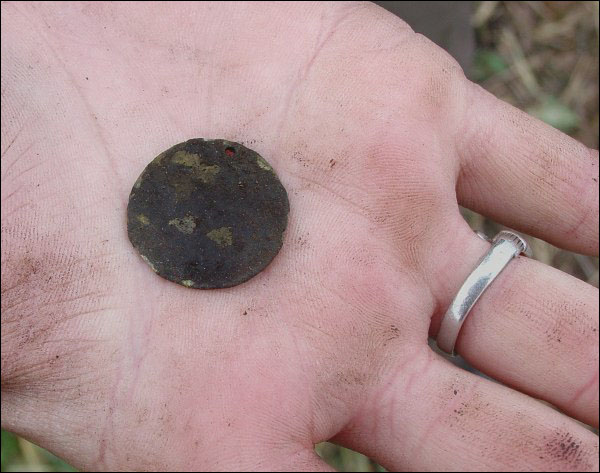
2 2 598 471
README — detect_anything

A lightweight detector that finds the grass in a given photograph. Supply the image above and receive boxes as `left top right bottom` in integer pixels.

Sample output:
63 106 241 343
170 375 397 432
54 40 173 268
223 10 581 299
467 0 599 285
1 432 75 472
1 2 598 471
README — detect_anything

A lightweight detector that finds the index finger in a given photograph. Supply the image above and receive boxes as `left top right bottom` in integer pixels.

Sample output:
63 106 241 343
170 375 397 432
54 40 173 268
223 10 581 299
456 83 599 256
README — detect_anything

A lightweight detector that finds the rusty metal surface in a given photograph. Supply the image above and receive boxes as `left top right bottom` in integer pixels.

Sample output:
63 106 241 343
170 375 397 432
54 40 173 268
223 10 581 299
127 139 289 288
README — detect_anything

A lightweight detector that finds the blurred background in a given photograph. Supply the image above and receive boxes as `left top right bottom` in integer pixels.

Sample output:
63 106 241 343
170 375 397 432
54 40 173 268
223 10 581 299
1 1 598 471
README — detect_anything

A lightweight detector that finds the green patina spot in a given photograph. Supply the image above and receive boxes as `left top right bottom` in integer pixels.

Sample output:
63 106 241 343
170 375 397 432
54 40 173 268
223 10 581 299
206 226 233 247
256 156 273 171
181 279 195 287
137 214 150 225
172 150 220 184
140 255 158 272
168 215 197 234
172 150 201 167
154 151 167 164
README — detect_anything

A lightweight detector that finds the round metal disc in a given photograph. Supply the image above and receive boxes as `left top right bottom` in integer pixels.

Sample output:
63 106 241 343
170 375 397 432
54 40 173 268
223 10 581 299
127 139 289 289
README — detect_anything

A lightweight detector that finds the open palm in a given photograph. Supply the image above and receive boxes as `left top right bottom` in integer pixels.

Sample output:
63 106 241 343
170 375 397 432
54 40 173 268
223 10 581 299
2 3 598 471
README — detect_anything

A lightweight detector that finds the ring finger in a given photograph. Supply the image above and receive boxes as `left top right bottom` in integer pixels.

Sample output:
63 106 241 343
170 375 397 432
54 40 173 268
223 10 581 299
429 218 598 427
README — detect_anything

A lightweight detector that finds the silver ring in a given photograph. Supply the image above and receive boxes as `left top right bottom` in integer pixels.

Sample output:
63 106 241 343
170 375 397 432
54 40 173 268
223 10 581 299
436 230 532 355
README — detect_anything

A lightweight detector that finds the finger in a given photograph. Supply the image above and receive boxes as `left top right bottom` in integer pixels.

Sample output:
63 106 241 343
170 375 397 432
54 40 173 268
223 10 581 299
430 221 599 427
335 347 599 471
456 82 599 256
